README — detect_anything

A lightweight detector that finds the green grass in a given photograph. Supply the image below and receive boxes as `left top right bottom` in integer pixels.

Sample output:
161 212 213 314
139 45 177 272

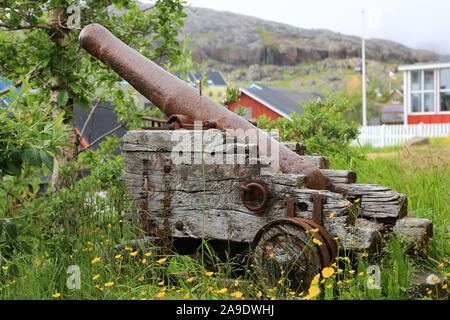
0 145 448 300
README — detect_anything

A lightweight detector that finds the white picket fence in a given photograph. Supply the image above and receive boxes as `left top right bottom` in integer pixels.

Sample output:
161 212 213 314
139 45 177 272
357 123 450 148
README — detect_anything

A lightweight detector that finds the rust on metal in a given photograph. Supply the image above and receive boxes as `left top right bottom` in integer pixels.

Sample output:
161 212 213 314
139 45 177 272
298 218 338 266
283 197 299 218
240 181 269 211
310 193 327 226
79 23 327 190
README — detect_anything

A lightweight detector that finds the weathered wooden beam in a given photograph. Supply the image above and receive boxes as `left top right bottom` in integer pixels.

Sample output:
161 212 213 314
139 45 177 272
393 217 433 243
281 142 306 155
332 183 408 220
321 169 357 184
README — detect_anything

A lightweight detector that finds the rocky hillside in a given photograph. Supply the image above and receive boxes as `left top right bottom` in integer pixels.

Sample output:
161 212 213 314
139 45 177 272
181 7 439 67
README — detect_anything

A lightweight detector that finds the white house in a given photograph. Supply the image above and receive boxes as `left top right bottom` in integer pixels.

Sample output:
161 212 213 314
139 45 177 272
399 59 450 124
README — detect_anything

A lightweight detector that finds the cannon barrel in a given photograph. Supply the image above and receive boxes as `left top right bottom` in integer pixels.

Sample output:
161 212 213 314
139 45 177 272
79 23 326 190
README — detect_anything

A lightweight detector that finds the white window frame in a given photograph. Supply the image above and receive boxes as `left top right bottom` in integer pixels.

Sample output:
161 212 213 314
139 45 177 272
438 68 450 114
409 69 435 114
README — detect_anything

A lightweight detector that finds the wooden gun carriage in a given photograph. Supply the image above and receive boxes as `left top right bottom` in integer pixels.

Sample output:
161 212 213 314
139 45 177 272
80 24 433 291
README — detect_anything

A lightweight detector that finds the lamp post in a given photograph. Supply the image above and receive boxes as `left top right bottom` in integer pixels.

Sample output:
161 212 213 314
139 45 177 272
362 10 367 127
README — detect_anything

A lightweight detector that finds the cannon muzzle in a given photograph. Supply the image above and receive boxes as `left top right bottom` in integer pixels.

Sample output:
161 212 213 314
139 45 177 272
79 23 326 190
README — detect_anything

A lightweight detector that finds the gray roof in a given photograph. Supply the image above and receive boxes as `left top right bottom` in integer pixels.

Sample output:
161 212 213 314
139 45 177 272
241 84 323 118
177 70 227 87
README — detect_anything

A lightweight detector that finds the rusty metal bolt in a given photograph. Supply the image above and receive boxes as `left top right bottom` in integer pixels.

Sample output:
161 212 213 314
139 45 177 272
175 220 183 231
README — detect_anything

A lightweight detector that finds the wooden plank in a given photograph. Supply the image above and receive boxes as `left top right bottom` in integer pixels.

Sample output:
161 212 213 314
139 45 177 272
332 183 408 220
321 169 357 184
393 217 433 242
281 142 306 155
300 155 330 169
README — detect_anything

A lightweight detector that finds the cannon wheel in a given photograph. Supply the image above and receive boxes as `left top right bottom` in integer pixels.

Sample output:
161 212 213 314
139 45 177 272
251 218 337 292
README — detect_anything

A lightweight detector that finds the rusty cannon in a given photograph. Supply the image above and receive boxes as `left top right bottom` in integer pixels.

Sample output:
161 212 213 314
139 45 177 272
80 24 433 292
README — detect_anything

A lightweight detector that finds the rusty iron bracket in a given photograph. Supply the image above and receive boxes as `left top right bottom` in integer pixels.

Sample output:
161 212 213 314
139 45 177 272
141 114 217 130
310 194 327 226
284 197 299 218
240 181 269 211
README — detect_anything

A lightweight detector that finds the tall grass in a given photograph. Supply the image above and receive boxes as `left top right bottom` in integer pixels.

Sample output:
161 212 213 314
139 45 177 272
0 144 448 300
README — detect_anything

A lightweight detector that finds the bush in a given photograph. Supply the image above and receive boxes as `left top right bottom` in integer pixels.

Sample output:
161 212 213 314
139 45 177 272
256 95 360 158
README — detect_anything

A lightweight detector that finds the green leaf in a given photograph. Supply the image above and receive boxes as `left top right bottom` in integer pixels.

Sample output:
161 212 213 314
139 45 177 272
22 148 41 167
5 219 17 240
57 90 69 106
39 149 53 171
19 240 32 254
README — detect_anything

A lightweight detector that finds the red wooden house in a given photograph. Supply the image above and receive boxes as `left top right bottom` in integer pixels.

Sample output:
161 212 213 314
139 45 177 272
228 84 323 120
399 59 450 124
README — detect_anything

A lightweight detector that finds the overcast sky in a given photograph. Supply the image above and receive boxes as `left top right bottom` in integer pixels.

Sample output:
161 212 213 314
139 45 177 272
181 0 450 55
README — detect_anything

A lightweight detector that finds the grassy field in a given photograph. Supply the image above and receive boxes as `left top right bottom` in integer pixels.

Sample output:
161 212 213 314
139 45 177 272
0 142 448 300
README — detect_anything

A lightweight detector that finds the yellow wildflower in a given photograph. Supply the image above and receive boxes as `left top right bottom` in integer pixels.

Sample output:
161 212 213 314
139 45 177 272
145 252 152 257
216 288 228 294
361 252 369 257
141 259 147 264
329 212 335 218
125 246 132 251
156 257 167 264
313 238 323 246
2 266 8 270
52 293 61 298
322 267 335 278
310 228 319 233
231 291 243 298
326 284 332 289
311 273 321 285
344 201 350 206
354 198 360 203
186 277 194 283
348 270 355 274
115 254 122 259
256 291 262 298
205 271 214 277
91 257 101 264
138 276 144 281
184 293 189 299
130 251 138 257
358 272 364 276
92 274 100 280
156 292 166 299
158 280 165 286
442 284 448 289
234 279 239 287
141 291 147 296
104 282 114 287
306 286 320 299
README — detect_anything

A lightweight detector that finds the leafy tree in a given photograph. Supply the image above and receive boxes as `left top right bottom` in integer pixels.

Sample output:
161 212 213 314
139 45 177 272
0 0 191 191
0 78 67 178
256 96 360 159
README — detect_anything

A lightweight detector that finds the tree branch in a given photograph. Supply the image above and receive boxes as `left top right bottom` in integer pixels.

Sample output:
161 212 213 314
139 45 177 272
0 68 38 97
0 23 51 31
79 98 102 139
78 120 129 154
